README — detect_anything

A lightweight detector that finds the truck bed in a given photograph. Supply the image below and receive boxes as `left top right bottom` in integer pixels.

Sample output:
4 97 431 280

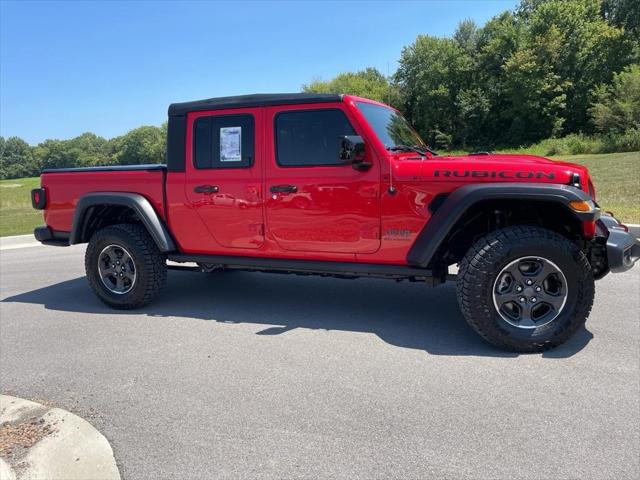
40 164 167 234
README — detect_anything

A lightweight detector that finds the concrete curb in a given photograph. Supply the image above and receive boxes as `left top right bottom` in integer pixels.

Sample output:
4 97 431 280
0 395 120 480
0 235 41 251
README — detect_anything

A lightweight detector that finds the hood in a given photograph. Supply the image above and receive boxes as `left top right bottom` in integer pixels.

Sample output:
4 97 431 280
392 152 592 195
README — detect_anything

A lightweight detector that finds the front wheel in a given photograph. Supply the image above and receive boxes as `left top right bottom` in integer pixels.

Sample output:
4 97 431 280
85 224 167 309
456 226 595 352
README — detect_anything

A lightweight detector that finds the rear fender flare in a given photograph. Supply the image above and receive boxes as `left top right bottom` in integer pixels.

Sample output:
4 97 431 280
407 183 599 267
70 192 176 252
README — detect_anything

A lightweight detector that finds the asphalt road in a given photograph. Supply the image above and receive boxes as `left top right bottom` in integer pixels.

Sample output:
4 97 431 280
1 244 638 480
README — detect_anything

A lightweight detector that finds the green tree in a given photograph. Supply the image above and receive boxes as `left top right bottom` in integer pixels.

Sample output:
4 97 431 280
524 0 634 133
472 11 523 144
0 136 38 178
475 11 522 79
454 19 479 55
589 64 640 134
601 0 640 41
112 125 166 166
33 139 75 171
302 68 394 104
395 35 473 145
456 87 491 147
500 24 570 143
65 132 112 166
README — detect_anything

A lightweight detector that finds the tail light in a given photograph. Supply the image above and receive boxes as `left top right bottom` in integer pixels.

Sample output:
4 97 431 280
31 187 46 210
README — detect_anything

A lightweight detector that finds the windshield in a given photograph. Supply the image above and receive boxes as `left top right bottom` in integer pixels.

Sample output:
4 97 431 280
356 101 426 150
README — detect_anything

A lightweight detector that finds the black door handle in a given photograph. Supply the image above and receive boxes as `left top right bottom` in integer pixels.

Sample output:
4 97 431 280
194 185 219 194
270 184 297 194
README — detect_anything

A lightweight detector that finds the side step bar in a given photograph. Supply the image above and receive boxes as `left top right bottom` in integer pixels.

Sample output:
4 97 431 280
167 253 435 281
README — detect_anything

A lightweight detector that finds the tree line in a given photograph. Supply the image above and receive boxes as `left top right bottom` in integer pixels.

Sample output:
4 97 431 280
1 125 166 180
1 0 638 180
304 0 639 149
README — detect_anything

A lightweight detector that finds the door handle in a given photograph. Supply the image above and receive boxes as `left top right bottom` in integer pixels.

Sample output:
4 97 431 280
269 184 297 194
194 185 219 194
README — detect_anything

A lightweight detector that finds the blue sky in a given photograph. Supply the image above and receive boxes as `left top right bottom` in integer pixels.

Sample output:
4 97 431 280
1 0 517 144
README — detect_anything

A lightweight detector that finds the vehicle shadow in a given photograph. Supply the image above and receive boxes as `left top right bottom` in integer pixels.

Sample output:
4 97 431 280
2 270 592 358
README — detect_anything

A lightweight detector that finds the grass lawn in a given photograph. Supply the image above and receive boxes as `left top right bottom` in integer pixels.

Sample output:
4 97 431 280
0 151 638 237
0 177 43 237
552 151 640 223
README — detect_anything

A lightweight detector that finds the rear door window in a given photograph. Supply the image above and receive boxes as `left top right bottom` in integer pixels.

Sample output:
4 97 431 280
194 114 254 169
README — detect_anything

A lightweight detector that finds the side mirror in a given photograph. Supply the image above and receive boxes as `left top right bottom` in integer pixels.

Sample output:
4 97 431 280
339 135 371 171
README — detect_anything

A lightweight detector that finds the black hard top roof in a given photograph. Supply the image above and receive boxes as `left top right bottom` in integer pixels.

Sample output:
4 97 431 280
168 93 344 116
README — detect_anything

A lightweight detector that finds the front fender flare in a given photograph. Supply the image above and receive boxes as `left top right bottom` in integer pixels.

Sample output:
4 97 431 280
406 183 599 268
70 192 176 252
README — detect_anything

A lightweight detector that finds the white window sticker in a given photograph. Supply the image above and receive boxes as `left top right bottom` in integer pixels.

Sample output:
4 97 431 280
220 126 242 162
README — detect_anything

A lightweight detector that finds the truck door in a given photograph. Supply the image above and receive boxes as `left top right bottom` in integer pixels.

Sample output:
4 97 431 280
184 107 264 250
264 104 380 254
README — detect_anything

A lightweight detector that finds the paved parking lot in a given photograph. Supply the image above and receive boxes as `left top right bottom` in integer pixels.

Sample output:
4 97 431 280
1 244 638 479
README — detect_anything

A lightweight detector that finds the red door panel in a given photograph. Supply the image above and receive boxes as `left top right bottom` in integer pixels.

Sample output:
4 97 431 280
184 108 264 251
264 104 381 254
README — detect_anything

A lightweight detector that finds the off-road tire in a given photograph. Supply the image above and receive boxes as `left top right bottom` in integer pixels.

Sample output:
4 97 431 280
85 224 167 309
456 226 594 352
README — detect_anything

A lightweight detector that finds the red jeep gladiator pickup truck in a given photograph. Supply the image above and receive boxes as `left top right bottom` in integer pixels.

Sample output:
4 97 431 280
31 93 639 352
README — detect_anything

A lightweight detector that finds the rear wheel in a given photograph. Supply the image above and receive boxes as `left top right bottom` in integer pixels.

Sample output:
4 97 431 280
85 224 167 309
456 226 594 352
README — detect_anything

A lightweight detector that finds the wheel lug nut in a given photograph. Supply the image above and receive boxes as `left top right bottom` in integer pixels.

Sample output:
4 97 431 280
535 286 541 292
519 297 525 303
526 279 533 285
516 286 523 292
531 297 537 302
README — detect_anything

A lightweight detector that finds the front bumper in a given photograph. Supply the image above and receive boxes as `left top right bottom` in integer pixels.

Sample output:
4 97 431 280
598 215 640 273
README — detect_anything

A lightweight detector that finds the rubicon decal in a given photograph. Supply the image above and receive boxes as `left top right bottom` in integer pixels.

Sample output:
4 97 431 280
433 170 555 179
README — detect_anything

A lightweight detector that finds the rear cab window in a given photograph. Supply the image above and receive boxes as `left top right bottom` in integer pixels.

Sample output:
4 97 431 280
194 114 254 169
